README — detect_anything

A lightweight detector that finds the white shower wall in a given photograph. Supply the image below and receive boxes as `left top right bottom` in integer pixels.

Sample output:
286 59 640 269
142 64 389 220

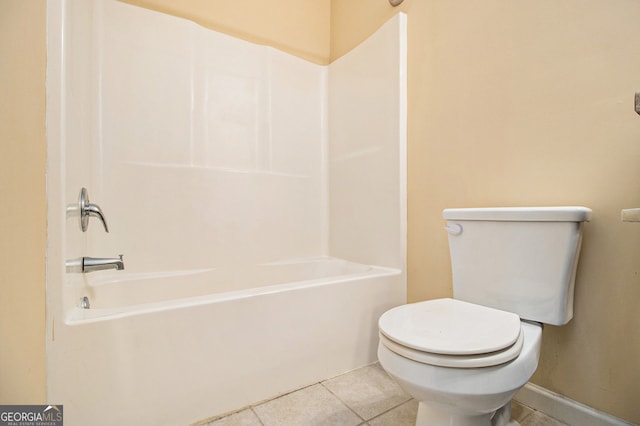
329 14 407 270
91 0 327 271
55 0 405 291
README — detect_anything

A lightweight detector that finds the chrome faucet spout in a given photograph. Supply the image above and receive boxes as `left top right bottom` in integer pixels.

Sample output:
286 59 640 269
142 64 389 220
82 255 125 273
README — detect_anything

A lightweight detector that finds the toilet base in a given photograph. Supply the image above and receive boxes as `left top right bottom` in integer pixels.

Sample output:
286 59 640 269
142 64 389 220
415 401 520 426
376 322 543 426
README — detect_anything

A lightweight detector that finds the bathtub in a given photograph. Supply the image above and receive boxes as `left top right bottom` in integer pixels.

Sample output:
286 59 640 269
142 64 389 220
50 257 405 425
72 257 383 317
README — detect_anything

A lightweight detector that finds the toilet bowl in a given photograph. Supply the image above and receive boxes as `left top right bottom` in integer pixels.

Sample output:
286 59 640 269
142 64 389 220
378 299 542 426
377 206 591 426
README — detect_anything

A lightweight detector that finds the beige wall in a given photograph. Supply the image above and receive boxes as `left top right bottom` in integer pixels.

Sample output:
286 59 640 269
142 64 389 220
331 0 640 423
121 0 331 64
0 0 47 403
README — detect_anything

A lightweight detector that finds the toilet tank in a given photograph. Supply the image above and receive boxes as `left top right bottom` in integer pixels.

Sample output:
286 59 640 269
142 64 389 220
443 207 591 326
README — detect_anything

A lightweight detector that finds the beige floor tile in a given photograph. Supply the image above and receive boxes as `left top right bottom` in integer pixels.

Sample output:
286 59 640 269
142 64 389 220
253 383 362 426
520 410 568 426
209 409 263 426
368 400 418 426
194 364 570 426
322 363 411 421
512 401 534 422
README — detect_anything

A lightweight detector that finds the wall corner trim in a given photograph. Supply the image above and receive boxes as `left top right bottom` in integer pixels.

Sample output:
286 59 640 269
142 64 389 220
515 383 634 426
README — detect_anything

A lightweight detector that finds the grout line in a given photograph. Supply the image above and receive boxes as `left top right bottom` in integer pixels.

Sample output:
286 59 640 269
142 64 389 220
520 404 569 426
197 361 411 425
321 362 412 423
319 362 414 423
512 401 534 423
364 398 415 424
520 411 533 423
318 381 366 422
249 407 266 426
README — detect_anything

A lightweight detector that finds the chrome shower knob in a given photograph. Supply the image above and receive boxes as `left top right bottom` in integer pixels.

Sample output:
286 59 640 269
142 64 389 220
79 187 109 232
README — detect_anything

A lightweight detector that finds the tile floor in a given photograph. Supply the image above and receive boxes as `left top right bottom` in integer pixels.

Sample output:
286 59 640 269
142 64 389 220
196 363 568 426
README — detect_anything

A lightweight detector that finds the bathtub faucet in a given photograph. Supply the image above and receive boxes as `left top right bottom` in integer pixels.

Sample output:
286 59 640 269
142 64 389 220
82 255 125 273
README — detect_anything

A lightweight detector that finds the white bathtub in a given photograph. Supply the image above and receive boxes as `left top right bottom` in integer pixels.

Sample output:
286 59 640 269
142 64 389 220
74 257 379 315
51 257 405 425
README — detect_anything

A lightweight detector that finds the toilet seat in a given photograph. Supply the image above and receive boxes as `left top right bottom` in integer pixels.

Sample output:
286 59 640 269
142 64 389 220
379 298 523 368
379 329 524 368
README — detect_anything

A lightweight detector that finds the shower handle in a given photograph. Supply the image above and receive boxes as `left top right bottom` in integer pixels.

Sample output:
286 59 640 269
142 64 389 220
79 187 109 232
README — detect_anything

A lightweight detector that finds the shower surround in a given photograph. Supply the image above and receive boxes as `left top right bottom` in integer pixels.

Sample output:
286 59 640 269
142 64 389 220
46 1 406 424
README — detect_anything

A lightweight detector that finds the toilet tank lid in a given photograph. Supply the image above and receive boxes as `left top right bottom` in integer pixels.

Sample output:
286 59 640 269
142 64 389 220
443 206 592 222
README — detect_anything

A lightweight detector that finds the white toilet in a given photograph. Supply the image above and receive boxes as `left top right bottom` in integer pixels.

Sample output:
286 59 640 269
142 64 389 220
378 206 591 426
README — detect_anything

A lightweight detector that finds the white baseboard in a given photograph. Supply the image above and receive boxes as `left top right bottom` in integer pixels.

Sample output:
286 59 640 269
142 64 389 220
514 383 635 426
